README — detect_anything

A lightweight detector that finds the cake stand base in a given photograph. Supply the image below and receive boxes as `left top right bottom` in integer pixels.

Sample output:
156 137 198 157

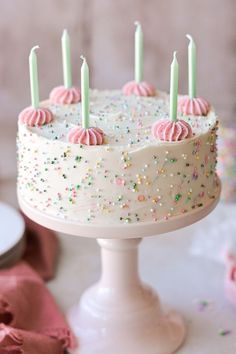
68 238 185 354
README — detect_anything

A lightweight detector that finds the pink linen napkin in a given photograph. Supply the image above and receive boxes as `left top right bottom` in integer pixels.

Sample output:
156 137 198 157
0 213 77 353
22 213 59 281
0 324 63 354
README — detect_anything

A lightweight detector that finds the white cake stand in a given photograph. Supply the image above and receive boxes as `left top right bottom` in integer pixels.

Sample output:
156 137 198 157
18 189 220 354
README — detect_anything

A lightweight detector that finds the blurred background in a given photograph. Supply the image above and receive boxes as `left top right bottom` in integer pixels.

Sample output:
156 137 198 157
0 0 235 202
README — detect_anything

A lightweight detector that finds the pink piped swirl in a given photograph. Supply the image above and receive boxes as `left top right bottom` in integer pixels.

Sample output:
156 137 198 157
122 81 156 97
68 126 105 146
152 119 193 142
18 107 53 127
178 96 210 116
49 85 81 104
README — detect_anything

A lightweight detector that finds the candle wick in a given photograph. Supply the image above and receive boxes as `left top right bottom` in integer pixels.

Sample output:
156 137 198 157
80 55 86 62
186 34 193 42
31 45 40 54
173 51 177 60
63 29 68 36
134 20 140 27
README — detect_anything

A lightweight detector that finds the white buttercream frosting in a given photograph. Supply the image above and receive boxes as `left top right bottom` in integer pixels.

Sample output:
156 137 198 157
17 89 220 225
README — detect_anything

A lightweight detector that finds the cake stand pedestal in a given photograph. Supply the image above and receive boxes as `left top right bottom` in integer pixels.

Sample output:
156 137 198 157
69 237 185 354
18 192 220 354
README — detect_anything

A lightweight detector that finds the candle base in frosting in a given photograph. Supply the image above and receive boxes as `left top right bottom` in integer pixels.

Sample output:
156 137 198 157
178 96 210 116
18 107 53 127
50 86 81 104
152 119 193 142
68 126 105 145
122 80 155 97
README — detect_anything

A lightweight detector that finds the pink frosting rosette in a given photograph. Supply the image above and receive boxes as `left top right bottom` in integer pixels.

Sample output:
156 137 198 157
152 119 193 142
68 126 105 146
178 96 210 116
122 81 156 97
49 86 81 104
18 107 53 127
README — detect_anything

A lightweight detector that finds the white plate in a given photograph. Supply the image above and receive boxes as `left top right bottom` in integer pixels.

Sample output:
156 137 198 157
0 237 25 268
0 202 25 256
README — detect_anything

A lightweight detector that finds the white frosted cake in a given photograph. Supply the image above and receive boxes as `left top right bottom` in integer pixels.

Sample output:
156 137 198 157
17 89 220 225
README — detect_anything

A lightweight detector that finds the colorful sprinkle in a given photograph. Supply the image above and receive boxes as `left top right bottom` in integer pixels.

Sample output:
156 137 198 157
175 193 182 202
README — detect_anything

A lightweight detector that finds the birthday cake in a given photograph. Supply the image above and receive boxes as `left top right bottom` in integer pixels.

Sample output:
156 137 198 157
17 88 219 225
17 28 220 226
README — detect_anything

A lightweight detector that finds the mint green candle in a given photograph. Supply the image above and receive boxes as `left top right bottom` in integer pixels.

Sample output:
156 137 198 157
134 21 143 83
186 34 196 98
62 29 72 88
29 46 40 109
80 56 89 129
170 51 179 122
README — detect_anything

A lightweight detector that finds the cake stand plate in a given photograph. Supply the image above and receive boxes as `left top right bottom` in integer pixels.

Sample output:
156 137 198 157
18 191 219 239
18 189 220 354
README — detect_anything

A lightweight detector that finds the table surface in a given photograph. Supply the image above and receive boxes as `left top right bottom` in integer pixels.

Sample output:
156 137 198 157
1 180 236 354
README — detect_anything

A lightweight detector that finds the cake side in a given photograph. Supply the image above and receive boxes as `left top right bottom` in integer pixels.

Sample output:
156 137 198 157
17 90 219 225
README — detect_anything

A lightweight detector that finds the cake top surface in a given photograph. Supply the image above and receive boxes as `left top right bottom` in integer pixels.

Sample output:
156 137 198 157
25 89 217 147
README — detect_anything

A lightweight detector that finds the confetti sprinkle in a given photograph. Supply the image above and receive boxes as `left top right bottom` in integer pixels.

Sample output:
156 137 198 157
197 300 210 312
138 195 145 202
175 193 182 202
116 177 125 186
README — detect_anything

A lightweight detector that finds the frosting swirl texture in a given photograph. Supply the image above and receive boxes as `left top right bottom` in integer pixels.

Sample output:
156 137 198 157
68 126 105 145
50 86 81 104
18 107 53 127
122 81 155 97
178 96 210 116
152 119 193 142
